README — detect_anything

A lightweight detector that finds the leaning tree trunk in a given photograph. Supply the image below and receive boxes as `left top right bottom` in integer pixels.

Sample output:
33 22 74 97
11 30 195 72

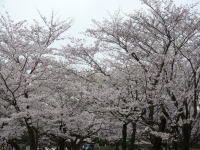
122 123 128 150
181 123 191 150
129 122 136 150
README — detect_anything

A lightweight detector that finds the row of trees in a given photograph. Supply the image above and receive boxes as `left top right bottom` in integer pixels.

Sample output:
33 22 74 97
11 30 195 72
0 1 200 150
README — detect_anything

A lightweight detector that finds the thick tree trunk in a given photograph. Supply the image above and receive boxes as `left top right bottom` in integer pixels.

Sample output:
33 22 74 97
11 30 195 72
129 122 136 150
66 139 83 150
13 143 20 150
8 140 20 150
58 138 66 150
150 136 162 150
150 117 166 150
24 93 38 150
172 140 178 150
115 141 120 150
181 123 191 150
71 144 80 150
122 123 127 150
28 127 38 150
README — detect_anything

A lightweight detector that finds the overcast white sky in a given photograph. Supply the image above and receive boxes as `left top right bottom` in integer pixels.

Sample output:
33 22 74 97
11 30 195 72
0 0 199 37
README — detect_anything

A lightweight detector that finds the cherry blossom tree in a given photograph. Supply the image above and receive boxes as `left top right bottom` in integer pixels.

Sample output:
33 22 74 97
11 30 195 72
35 65 105 150
62 36 144 150
1 1 200 150
0 12 71 150
67 0 200 150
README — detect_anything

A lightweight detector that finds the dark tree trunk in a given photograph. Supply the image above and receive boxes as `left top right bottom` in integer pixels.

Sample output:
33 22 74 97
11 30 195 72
115 141 120 150
66 139 84 150
28 127 38 150
150 117 166 150
8 140 20 150
172 140 178 150
129 122 136 150
71 141 82 150
122 123 127 150
24 93 39 150
71 144 80 150
13 144 20 150
181 123 191 150
58 138 66 150
150 136 162 150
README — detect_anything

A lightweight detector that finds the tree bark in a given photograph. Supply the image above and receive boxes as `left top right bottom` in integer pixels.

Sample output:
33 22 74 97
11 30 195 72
129 122 136 150
122 123 127 150
172 140 178 150
181 123 191 150
71 144 80 150
150 117 166 150
66 139 84 150
28 127 38 150
58 138 66 150
115 141 120 150
150 136 162 150
24 93 39 150
8 140 20 150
